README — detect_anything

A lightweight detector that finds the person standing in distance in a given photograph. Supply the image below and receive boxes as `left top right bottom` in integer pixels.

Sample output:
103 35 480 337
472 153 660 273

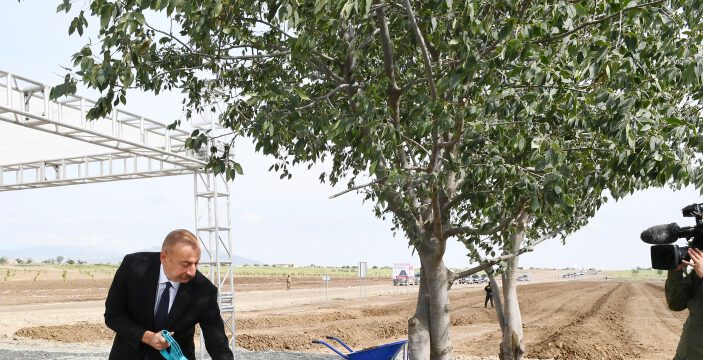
666 247 703 359
104 229 233 360
484 283 494 308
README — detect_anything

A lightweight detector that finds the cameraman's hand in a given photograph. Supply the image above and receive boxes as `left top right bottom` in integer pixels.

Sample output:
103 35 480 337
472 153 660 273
684 248 703 278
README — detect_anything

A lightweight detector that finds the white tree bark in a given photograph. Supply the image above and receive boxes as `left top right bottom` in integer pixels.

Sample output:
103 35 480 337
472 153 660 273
408 239 452 360
408 266 431 360
499 211 529 360
486 267 506 333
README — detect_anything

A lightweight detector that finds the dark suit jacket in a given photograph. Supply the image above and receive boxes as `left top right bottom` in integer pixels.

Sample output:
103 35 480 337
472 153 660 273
105 252 233 360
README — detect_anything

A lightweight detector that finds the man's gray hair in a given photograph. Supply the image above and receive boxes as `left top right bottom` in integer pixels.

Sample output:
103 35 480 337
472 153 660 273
162 229 199 252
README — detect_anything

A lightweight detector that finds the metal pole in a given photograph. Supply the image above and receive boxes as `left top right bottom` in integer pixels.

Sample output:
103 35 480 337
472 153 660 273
324 275 329 303
194 172 204 360
5 73 11 106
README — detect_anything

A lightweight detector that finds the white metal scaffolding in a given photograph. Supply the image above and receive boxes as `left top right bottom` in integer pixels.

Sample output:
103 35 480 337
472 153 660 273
0 69 236 355
194 171 236 355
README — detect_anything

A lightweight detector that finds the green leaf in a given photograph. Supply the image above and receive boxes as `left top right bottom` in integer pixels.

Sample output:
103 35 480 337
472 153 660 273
213 2 223 16
340 1 354 19
497 20 514 41
49 81 77 100
233 162 244 175
56 0 72 13
133 12 146 25
563 194 575 208
624 34 637 51
294 88 310 101
683 62 698 86
100 7 112 28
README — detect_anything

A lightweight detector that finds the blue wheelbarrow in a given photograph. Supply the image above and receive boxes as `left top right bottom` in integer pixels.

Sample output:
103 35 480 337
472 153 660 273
312 336 407 360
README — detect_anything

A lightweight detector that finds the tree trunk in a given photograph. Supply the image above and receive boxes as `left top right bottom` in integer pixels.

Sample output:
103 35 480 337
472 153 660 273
408 266 431 360
486 267 505 333
408 237 452 360
498 212 529 360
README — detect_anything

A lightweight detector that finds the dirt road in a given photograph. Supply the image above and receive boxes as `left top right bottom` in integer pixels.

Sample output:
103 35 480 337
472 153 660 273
0 275 688 359
232 280 686 360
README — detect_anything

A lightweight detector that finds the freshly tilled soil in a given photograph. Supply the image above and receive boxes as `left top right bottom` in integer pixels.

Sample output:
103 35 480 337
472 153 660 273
4 277 687 360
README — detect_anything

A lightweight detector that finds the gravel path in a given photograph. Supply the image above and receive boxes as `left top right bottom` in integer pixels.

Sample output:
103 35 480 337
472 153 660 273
0 340 338 360
0 348 339 360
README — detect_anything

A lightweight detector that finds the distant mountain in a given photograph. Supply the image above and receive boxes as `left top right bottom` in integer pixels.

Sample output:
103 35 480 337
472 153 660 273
0 245 123 264
205 254 263 266
0 244 263 266
137 245 262 266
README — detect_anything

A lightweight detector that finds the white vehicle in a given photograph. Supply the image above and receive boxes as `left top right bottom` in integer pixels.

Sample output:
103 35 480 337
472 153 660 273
392 263 417 286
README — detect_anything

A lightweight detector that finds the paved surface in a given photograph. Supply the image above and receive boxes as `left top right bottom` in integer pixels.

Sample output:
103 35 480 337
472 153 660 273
0 348 338 360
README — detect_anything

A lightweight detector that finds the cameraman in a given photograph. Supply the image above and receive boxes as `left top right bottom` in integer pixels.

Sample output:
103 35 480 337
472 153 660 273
666 247 703 359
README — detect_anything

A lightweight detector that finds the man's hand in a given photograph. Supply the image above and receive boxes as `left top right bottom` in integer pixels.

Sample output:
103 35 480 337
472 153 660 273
683 248 703 278
141 330 172 351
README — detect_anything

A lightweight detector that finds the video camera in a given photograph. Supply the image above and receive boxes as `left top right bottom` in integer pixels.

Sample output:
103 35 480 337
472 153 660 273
640 203 703 270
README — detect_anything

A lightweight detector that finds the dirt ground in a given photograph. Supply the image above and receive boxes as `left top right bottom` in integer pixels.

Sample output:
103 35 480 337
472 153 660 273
0 267 687 359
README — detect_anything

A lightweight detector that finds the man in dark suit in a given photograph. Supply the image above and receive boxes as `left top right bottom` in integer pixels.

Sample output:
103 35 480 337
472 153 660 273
104 229 234 360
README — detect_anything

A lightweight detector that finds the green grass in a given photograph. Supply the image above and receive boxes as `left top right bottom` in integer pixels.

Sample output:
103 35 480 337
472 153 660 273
215 265 392 278
1 263 394 279
604 269 667 280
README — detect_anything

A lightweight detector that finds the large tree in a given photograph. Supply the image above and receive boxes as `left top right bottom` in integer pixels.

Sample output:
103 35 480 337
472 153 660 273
53 0 703 359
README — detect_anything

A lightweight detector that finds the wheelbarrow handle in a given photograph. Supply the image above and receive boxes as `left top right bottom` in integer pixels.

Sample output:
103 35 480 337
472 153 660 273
325 336 354 352
311 339 350 359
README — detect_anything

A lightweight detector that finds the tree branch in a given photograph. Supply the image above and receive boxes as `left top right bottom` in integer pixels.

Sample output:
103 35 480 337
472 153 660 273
401 0 437 100
400 78 429 93
145 22 196 53
328 176 387 199
376 4 425 228
534 0 667 44
296 84 354 110
397 131 431 156
145 22 290 61
308 57 345 84
444 201 528 238
504 84 591 94
432 187 443 239
376 7 398 88
444 217 511 239
449 232 555 282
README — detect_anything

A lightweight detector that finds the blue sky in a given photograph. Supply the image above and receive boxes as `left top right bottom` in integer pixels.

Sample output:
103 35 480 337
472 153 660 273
1 2 701 270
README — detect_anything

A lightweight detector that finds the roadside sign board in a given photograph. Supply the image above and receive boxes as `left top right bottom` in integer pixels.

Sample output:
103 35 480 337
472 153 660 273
358 262 367 278
392 263 414 279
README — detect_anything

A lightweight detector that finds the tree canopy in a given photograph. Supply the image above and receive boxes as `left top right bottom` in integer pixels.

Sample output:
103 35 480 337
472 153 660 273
53 0 703 358
54 0 703 250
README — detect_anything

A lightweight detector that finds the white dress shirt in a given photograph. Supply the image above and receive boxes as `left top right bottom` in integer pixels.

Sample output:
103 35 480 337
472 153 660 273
154 265 180 314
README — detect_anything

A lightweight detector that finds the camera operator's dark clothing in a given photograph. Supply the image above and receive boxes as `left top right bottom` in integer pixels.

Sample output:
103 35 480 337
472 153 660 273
666 269 703 359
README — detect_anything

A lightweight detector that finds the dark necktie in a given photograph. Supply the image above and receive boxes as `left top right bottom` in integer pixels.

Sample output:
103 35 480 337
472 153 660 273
154 282 172 330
